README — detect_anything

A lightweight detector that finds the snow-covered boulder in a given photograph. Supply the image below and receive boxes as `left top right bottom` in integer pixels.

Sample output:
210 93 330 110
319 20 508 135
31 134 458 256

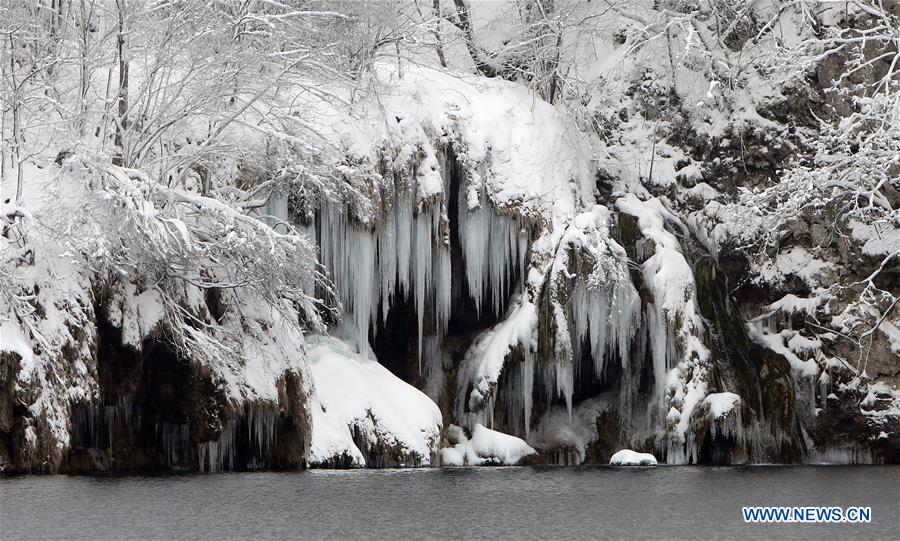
306 335 443 467
609 449 658 466
440 424 536 466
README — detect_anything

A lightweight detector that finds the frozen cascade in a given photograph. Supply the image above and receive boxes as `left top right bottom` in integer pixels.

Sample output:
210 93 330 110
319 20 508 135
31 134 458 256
413 206 452 369
496 346 535 439
551 349 574 420
159 422 191 468
457 187 529 319
197 407 278 471
72 395 136 450
422 334 447 402
455 296 537 433
297 221 318 298
645 303 678 403
260 192 290 233
318 199 377 354
615 194 713 453
318 195 451 362
571 277 641 382
246 405 277 459
539 206 642 426
198 420 236 473
317 169 524 367
523 348 534 439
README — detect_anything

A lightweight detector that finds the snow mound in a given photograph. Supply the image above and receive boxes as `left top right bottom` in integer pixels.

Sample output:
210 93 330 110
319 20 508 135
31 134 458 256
703 392 741 420
352 63 596 225
609 449 658 466
306 335 442 466
440 424 536 466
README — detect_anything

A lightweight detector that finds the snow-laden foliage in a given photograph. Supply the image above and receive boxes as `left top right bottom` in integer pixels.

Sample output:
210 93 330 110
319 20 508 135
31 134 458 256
1 154 328 470
57 157 326 359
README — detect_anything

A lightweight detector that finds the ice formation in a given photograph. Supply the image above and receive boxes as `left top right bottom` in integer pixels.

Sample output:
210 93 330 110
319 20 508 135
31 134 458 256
455 295 537 432
457 190 530 319
615 194 714 460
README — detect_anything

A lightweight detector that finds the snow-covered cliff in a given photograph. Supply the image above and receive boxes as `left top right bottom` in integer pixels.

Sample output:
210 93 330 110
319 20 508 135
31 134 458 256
1 0 897 473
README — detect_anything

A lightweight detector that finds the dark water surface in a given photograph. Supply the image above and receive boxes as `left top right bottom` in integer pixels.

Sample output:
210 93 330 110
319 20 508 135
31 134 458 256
2 466 898 540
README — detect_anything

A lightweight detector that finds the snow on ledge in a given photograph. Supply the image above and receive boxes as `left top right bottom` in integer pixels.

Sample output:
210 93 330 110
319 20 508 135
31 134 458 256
703 392 741 420
609 449 658 466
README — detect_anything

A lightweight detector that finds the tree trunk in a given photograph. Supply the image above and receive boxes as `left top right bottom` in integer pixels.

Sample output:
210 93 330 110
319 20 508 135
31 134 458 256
449 0 498 78
432 0 447 68
14 103 23 204
77 0 91 135
113 0 129 166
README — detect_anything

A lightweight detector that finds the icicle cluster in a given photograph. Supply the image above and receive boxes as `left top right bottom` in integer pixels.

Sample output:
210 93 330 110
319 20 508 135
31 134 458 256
615 194 713 450
534 207 642 424
457 189 529 319
318 195 452 359
246 405 277 459
571 277 641 382
159 422 191 467
198 420 237 473
317 170 529 365
73 396 135 450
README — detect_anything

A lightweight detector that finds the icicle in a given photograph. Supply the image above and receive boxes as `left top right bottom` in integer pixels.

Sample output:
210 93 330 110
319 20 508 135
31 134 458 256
261 193 289 232
414 209 433 370
394 195 413 298
557 359 573 420
522 347 533 439
433 227 452 338
159 422 191 467
246 405 277 461
73 395 137 450
646 304 673 402
318 200 376 356
297 221 317 298
318 188 455 362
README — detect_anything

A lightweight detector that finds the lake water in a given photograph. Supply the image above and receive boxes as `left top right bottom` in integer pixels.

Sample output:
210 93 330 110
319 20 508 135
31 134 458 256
2 466 898 540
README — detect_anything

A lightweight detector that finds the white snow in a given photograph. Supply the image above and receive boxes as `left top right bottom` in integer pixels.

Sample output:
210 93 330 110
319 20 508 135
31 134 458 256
703 392 741 420
455 295 537 430
306 335 442 466
469 423 536 465
0 319 35 366
754 246 835 288
747 324 819 377
609 449 658 466
765 294 823 316
850 220 900 256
